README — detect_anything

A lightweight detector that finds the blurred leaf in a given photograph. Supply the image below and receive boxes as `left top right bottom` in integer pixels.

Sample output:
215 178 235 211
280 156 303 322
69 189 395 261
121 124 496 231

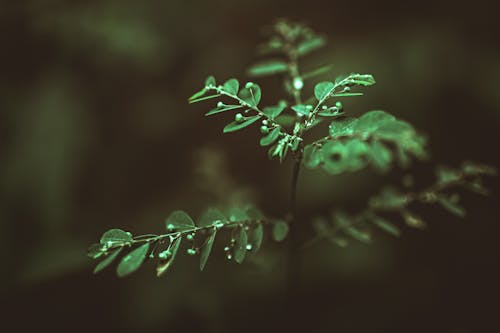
93 248 122 274
438 195 466 217
329 118 357 137
302 65 332 80
263 102 286 119
303 144 322 168
234 227 248 264
248 60 288 77
199 208 226 227
156 237 182 277
200 230 217 271
369 141 392 172
272 221 289 242
260 127 281 146
372 217 400 237
248 224 264 254
297 36 326 56
117 243 150 277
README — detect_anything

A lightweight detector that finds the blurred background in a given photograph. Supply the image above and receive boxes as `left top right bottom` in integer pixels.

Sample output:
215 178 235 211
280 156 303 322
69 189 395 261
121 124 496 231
1 0 499 332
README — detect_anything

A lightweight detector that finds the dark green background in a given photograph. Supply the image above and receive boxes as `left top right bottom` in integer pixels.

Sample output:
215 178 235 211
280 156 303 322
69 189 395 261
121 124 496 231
1 0 499 332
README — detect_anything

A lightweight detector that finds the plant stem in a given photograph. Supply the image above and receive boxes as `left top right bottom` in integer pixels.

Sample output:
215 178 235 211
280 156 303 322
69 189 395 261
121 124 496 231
286 155 302 309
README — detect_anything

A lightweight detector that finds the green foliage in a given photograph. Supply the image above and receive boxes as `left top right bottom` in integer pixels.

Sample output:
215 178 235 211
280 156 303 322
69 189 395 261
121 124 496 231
89 20 495 280
309 162 495 246
89 206 285 277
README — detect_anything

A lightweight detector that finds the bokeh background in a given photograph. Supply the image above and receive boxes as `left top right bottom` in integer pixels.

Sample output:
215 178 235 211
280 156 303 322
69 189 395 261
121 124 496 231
1 0 499 332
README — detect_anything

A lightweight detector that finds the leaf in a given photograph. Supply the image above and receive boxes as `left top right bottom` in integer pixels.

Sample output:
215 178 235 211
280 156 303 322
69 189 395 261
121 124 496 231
116 243 150 277
263 102 286 119
188 94 221 104
371 187 408 209
302 65 332 80
245 205 264 220
437 196 466 218
314 81 334 101
436 166 461 185
369 141 393 172
205 76 216 87
88 243 104 259
238 83 261 107
260 127 281 146
332 92 364 97
93 248 122 274
200 230 217 271
156 237 182 277
188 88 207 102
248 60 288 77
297 36 326 56
227 207 249 222
223 115 261 133
344 73 376 86
275 114 296 126
345 226 371 243
248 223 264 254
234 227 248 264
321 141 348 175
336 73 376 87
205 104 243 116
354 110 395 134
222 78 239 95
272 221 289 242
165 210 195 232
303 144 322 169
372 217 400 237
100 229 133 248
291 104 312 116
329 118 358 137
403 211 426 229
199 208 226 227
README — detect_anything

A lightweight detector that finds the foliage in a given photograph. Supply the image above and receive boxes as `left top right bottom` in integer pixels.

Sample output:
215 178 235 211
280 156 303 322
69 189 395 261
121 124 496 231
88 20 495 278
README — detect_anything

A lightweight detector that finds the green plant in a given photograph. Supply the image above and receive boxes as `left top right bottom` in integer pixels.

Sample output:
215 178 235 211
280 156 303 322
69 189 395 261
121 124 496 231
88 20 495 281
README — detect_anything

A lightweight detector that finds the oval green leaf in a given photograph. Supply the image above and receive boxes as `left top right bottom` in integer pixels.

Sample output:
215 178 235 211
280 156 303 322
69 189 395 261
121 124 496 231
272 221 289 242
314 81 334 101
117 243 150 277
165 210 196 232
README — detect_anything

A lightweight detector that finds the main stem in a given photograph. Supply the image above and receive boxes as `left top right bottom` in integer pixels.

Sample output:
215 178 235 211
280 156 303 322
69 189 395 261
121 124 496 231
286 156 302 308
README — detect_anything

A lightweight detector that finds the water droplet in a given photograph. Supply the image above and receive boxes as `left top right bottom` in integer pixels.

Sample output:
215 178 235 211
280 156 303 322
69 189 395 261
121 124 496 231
246 244 252 251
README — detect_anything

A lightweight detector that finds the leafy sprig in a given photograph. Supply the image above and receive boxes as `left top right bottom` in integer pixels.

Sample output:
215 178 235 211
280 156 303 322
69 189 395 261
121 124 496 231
306 161 496 247
88 206 288 277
